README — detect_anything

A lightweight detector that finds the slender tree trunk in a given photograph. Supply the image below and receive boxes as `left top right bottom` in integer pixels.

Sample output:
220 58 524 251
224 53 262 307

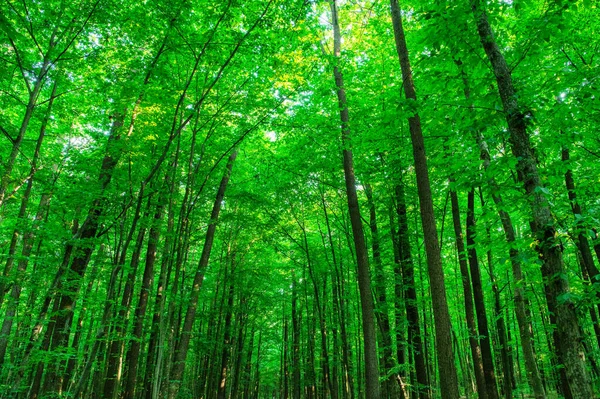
473 135 546 398
103 193 149 399
292 277 302 399
121 187 165 398
167 148 238 399
466 189 499 399
300 220 336 399
389 1 459 397
0 81 57 369
329 2 380 398
143 149 179 399
0 60 50 207
217 266 235 399
449 184 487 399
394 183 429 399
470 2 592 396
366 184 405 399
483 226 513 399
322 194 355 399
34 111 125 397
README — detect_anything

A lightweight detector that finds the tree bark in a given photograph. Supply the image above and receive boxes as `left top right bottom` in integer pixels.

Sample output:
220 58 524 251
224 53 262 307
389 1 459 397
34 110 125 397
466 189 499 399
329 2 381 398
470 1 592 396
121 188 165 398
394 183 429 399
365 183 405 399
167 148 238 399
0 81 57 369
449 184 487 399
474 134 546 399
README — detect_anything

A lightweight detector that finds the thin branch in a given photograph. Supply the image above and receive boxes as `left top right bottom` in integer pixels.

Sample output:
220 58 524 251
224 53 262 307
8 37 31 93
574 143 600 160
438 103 503 113
0 125 15 144
20 0 43 56
50 0 101 66
561 48 578 70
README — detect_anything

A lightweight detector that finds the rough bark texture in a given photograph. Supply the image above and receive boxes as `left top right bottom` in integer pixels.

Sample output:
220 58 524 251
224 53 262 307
390 1 459 397
329 2 381 398
470 1 592 397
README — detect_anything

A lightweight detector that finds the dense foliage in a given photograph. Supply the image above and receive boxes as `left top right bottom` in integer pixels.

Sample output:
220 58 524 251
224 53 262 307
0 0 599 398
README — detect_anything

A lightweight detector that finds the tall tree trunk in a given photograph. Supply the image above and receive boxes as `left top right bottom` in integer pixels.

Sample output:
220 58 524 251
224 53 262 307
389 1 459 397
470 2 592 396
329 2 380 398
483 225 513 399
217 264 236 399
365 183 405 399
34 111 125 397
0 59 50 207
466 189 498 399
103 193 149 399
291 276 302 399
121 187 166 398
0 81 57 369
562 147 600 287
167 148 238 399
449 184 487 399
300 219 337 399
474 134 546 399
394 183 429 399
321 193 355 399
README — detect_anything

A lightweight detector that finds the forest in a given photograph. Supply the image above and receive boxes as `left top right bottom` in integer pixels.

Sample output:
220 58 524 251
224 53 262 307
0 0 598 398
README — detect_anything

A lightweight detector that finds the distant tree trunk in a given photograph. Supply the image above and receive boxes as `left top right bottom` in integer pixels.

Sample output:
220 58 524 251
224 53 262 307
0 59 50 207
281 316 289 399
482 224 513 399
365 183 405 399
470 1 592 396
0 81 57 369
389 1 459 397
303 269 316 399
143 149 179 399
394 183 429 399
243 329 255 399
122 187 166 398
329 2 380 398
104 193 149 399
217 264 236 399
230 307 247 399
167 148 238 399
562 147 600 287
473 133 545 399
291 276 301 399
466 189 499 399
300 219 336 399
34 110 125 397
449 183 487 399
321 193 355 399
